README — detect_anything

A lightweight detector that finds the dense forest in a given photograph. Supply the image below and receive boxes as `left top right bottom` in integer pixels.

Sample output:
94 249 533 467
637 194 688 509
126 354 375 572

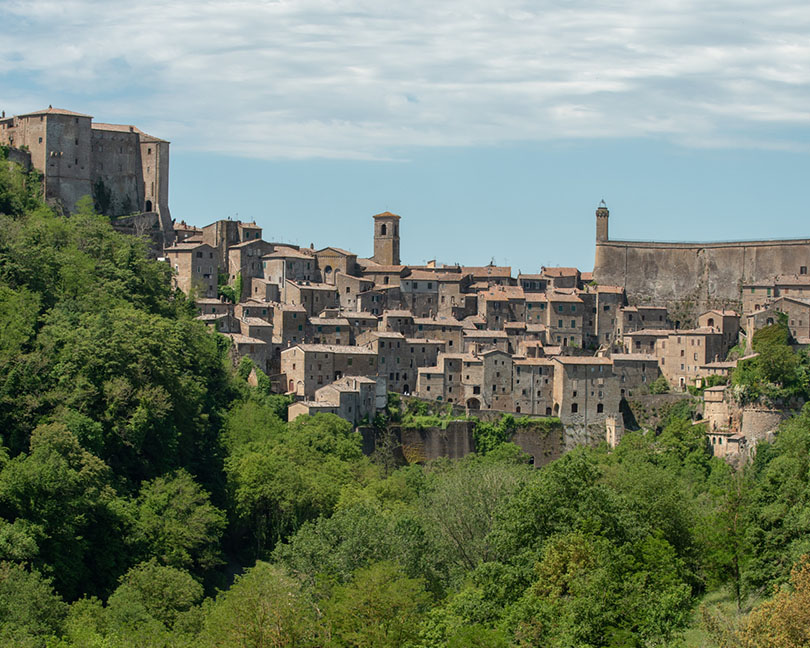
2 150 810 647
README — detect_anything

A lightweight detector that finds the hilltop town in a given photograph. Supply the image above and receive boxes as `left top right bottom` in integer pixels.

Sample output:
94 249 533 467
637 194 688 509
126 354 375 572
5 107 810 465
4 105 810 646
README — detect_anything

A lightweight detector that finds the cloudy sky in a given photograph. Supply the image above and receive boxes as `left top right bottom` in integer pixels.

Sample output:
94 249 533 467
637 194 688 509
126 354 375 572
2 0 809 269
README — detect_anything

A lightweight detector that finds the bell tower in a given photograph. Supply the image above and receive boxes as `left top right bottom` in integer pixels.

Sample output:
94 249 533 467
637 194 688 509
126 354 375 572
596 200 609 242
373 211 401 265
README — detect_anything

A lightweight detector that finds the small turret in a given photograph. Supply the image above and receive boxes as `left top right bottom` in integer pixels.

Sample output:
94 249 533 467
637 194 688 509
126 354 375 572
596 199 609 242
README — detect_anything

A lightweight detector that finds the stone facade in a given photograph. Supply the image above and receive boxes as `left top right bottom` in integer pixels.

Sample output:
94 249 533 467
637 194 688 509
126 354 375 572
0 108 171 232
593 203 810 310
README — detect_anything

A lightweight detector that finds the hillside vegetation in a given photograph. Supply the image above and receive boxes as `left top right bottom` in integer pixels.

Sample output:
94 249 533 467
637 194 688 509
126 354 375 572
2 153 810 647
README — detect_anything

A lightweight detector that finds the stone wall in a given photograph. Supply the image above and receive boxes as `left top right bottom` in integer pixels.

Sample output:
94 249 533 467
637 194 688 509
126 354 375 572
740 407 786 443
594 238 810 317
6 147 31 170
398 421 475 462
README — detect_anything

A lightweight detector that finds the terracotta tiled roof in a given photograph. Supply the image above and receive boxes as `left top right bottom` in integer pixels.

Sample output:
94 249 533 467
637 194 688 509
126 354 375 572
595 285 624 294
308 318 350 326
224 333 266 345
287 344 377 355
462 265 513 278
414 317 463 327
701 309 740 317
263 248 311 259
164 242 209 251
611 353 658 362
92 122 167 142
20 107 92 118
317 246 356 256
514 357 555 366
547 292 583 303
464 329 508 338
542 266 579 277
553 356 613 365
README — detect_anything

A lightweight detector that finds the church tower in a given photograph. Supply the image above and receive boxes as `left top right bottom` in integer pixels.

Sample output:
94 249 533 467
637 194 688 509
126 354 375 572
373 211 401 265
596 200 609 242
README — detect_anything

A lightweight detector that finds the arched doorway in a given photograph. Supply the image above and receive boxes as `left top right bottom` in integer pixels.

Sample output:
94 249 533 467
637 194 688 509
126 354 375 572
145 199 153 212
403 384 410 395
466 397 481 410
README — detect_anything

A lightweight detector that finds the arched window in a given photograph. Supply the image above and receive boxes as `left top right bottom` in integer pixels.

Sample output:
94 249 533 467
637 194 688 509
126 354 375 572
380 224 387 236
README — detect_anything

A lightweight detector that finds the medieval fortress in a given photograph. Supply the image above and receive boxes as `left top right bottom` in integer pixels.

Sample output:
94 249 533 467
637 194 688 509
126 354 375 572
4 106 808 464
0 106 172 240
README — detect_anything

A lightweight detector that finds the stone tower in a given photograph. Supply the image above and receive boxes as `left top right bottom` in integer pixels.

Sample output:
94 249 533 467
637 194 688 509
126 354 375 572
596 200 609 242
373 211 401 265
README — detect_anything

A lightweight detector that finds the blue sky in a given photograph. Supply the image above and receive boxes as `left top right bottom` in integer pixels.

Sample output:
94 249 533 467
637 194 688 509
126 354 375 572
2 0 809 272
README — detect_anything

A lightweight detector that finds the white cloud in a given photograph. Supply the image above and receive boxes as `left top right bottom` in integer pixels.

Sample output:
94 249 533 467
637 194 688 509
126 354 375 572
1 0 809 158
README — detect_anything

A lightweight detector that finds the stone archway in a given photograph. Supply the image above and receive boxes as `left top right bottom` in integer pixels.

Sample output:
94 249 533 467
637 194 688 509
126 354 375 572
466 397 481 410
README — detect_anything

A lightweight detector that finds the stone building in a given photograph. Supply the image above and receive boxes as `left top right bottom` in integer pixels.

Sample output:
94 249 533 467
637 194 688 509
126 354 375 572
769 297 810 343
272 303 308 346
478 286 526 330
249 277 281 302
262 248 316 286
288 376 384 425
617 306 671 338
358 261 409 288
164 242 218 298
413 317 464 352
463 329 509 354
513 358 556 415
335 273 374 311
546 292 584 347
551 356 618 428
697 309 740 354
283 280 339 316
316 247 358 284
0 107 170 230
280 344 379 397
307 316 351 345
223 333 269 372
657 328 725 390
541 267 580 290
610 353 660 398
228 239 275 298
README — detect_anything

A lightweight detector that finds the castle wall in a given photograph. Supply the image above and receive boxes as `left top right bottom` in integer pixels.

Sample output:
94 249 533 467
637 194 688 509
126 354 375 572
44 115 93 212
594 238 810 311
91 128 144 215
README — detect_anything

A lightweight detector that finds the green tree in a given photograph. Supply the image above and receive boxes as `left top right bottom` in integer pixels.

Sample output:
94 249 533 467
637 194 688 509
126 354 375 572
324 561 431 648
129 470 226 574
0 561 67 645
201 561 320 647
0 423 128 598
226 414 367 556
106 560 203 630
